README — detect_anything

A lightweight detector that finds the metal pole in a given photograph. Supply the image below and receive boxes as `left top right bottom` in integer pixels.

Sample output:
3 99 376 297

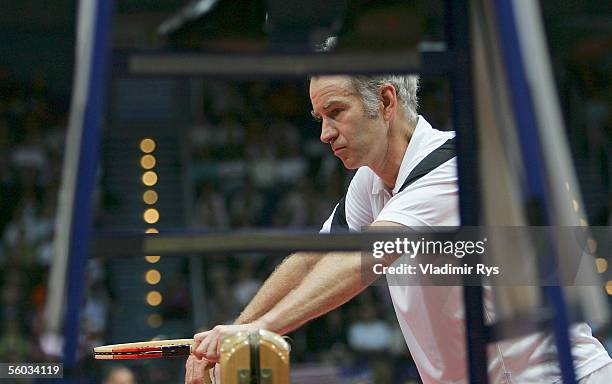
62 0 113 380
491 0 577 382
445 1 489 383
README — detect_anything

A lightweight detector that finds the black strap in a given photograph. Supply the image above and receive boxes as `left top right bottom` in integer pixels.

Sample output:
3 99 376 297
398 136 456 193
330 137 456 233
330 197 349 233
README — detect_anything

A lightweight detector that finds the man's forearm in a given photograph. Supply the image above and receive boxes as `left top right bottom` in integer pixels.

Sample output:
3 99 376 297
255 251 378 335
234 252 321 325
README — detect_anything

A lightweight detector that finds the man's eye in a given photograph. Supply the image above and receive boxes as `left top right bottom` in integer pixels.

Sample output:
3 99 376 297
330 108 343 118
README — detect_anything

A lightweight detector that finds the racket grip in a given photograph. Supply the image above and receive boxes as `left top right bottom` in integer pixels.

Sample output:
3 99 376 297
162 344 192 357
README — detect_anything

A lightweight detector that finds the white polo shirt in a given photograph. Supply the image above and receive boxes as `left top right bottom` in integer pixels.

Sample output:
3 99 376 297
320 116 611 383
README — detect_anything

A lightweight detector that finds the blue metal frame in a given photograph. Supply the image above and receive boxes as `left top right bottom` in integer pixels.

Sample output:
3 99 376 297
492 1 577 383
62 0 114 380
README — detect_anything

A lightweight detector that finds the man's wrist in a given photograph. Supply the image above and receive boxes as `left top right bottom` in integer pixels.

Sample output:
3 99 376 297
234 311 254 325
233 317 245 325
251 318 272 331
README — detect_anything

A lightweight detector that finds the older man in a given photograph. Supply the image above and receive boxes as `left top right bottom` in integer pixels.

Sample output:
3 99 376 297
185 74 611 383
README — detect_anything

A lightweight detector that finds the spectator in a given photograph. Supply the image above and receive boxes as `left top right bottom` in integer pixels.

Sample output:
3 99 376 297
195 182 229 229
103 366 137 384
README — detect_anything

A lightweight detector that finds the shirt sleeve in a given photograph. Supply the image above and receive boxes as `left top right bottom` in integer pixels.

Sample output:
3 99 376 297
375 159 460 227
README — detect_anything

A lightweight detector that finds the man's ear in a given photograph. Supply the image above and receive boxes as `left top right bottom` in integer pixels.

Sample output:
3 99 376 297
380 84 398 122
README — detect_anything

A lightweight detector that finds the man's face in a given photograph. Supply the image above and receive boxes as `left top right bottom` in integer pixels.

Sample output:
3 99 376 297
309 76 387 169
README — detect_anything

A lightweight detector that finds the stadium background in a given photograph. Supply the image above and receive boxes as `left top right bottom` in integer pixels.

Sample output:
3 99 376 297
0 1 610 382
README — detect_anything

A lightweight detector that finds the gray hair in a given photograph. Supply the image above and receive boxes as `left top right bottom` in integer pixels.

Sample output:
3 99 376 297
317 37 420 123
349 75 420 123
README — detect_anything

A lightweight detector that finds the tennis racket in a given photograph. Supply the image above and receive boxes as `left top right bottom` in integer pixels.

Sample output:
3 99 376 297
94 338 194 360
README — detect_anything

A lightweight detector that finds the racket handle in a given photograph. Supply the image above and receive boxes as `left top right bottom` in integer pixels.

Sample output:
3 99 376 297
162 344 192 357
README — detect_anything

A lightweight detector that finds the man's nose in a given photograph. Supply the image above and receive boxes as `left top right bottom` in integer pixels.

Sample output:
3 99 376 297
320 119 337 144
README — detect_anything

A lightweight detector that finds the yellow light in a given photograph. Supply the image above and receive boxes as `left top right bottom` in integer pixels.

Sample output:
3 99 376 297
146 291 163 306
142 171 158 186
140 138 156 153
572 200 579 212
144 208 159 224
145 228 159 234
147 314 163 328
579 218 588 227
606 281 612 296
143 190 158 205
145 255 161 263
596 258 608 274
140 154 157 169
145 269 161 285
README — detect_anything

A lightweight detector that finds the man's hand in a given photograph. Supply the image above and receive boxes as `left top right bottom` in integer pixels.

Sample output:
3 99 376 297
184 355 214 384
192 322 265 363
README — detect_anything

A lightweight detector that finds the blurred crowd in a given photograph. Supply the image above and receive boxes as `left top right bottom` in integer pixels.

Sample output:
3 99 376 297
0 69 66 364
190 80 345 230
0 69 111 382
